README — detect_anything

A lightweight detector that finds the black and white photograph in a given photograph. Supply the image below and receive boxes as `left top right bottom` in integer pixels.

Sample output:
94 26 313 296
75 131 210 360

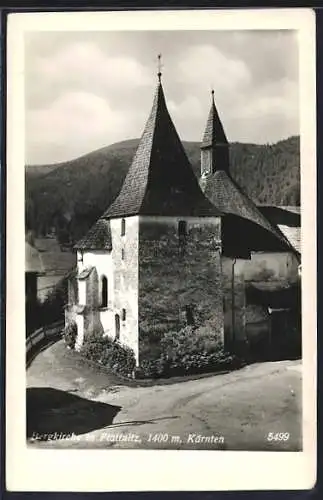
6 9 316 492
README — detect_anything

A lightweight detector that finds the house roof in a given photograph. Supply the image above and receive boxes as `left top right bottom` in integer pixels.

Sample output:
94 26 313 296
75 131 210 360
277 225 301 254
257 205 301 255
258 205 300 227
74 218 112 250
204 170 294 251
201 91 228 148
25 241 44 273
103 80 222 219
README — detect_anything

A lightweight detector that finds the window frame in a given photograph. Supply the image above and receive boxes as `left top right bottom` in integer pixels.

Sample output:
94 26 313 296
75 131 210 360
121 218 126 236
185 305 195 326
178 220 188 256
101 275 108 308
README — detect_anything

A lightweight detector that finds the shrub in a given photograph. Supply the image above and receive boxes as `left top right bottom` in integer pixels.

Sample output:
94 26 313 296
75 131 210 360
81 333 136 378
63 321 77 349
137 327 242 379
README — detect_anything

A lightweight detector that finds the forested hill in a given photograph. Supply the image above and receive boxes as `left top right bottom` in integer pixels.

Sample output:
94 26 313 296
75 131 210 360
26 135 300 244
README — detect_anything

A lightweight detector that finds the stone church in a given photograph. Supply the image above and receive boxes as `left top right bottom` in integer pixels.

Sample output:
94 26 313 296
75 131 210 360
66 71 300 364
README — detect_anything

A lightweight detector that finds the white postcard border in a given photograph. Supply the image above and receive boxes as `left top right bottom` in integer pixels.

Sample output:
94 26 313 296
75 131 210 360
6 8 317 492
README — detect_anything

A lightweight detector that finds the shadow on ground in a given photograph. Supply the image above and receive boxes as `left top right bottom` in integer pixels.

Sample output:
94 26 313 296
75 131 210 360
26 387 121 440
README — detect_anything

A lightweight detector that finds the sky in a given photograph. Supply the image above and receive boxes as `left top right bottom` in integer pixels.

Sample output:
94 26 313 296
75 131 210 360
25 30 299 165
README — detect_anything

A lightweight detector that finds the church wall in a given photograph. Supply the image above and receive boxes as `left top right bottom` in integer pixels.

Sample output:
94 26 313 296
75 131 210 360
79 250 114 305
77 250 114 336
138 216 224 365
110 216 139 363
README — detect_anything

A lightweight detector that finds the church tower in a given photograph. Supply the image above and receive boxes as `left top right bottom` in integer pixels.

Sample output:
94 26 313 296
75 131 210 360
71 63 225 365
200 90 229 192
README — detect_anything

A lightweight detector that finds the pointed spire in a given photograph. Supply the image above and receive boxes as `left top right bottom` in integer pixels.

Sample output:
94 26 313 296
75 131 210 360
103 79 221 219
200 89 230 182
202 90 228 147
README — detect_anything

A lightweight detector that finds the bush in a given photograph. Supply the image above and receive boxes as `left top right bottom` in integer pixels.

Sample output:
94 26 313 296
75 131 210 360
63 321 77 349
137 327 243 379
81 333 136 378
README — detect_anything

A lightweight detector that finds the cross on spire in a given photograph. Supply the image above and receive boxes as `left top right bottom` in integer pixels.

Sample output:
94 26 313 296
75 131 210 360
157 54 163 82
211 84 215 101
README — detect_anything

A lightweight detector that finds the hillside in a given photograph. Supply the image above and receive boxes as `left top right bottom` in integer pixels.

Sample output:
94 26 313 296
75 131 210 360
25 136 300 244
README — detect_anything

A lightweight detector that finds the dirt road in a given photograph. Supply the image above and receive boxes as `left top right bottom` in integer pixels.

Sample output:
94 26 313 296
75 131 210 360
27 341 302 451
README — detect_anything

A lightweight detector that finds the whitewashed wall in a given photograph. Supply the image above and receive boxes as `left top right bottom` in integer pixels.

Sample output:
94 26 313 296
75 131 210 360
110 216 139 363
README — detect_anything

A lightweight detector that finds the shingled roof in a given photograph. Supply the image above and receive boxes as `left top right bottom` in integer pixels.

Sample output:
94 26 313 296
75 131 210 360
257 206 301 255
103 81 222 219
75 218 112 250
204 170 294 250
276 225 301 254
201 91 228 148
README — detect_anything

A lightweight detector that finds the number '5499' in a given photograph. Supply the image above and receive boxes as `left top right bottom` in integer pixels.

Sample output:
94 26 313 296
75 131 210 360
267 432 290 441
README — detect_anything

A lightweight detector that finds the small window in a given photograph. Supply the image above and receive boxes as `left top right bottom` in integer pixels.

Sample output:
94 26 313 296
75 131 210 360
101 275 108 308
77 251 83 263
121 248 125 260
178 220 187 238
178 220 187 256
122 308 126 321
121 218 126 236
185 305 195 326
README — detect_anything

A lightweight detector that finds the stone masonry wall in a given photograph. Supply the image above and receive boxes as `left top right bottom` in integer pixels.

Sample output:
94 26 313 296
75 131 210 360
138 216 223 364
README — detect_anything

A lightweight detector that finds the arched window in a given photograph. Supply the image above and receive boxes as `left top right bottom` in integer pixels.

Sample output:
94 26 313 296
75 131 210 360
101 275 108 308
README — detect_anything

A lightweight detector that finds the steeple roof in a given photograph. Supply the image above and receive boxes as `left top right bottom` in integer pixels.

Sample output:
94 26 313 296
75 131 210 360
103 81 222 219
201 91 228 148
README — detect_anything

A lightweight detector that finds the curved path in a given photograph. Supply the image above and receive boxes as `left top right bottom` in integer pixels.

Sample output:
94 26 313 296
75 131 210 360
27 340 302 451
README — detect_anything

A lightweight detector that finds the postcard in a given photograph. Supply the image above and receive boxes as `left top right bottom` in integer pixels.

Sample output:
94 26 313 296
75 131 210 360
6 8 316 491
